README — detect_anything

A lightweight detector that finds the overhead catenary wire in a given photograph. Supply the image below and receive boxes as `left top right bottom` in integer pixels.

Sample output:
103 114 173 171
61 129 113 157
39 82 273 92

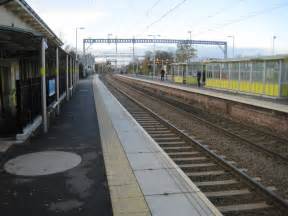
207 0 246 19
189 0 246 35
146 0 161 16
145 0 187 30
194 2 288 36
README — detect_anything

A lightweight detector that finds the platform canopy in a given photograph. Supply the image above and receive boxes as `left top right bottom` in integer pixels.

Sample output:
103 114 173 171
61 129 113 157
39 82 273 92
0 26 42 56
0 0 63 47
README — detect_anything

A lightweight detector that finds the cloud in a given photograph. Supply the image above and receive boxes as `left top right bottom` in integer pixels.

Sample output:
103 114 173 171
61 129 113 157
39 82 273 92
38 9 110 46
42 10 109 28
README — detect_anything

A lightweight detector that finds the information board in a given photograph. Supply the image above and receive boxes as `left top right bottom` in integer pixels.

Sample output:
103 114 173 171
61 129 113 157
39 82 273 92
48 79 56 97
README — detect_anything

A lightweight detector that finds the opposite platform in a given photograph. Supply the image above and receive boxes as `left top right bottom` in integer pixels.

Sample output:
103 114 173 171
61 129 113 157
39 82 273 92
93 75 222 216
119 75 288 114
115 74 288 134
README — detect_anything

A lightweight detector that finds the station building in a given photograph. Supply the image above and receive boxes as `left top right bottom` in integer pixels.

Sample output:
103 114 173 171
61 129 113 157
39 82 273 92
0 0 78 139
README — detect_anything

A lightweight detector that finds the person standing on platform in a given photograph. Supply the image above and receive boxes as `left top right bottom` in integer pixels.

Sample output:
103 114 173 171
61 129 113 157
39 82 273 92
197 70 201 87
202 70 206 86
160 69 165 81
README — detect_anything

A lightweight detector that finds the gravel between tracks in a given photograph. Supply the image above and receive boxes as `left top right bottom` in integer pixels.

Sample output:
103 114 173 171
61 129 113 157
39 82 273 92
106 75 288 200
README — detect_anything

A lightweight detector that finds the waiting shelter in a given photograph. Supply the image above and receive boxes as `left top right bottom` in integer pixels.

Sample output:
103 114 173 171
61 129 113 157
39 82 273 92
0 0 78 139
204 55 288 98
170 62 203 85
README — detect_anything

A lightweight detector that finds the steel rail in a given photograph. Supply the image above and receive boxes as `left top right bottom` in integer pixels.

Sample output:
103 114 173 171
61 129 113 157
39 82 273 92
115 76 288 163
104 75 288 213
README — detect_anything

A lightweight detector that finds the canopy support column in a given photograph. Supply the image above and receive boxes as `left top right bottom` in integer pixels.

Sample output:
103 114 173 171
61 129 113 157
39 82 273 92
41 38 48 133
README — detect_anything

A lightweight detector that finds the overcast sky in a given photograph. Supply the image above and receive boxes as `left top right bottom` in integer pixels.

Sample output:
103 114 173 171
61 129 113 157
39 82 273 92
26 0 288 57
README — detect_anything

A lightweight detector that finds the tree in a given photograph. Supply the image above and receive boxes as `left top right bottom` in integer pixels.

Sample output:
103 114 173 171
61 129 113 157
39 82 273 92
140 50 174 75
144 51 153 61
155 50 174 63
140 51 153 74
176 44 197 62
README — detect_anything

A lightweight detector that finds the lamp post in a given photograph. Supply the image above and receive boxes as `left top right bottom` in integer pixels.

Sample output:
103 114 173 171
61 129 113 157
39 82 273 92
76 27 85 61
115 36 118 72
188 30 192 41
108 33 118 72
107 33 113 40
272 35 277 55
148 34 161 78
132 36 135 74
227 35 235 58
187 30 192 67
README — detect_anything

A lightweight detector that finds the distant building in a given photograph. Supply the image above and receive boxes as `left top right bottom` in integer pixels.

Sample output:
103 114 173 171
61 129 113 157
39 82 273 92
79 53 95 77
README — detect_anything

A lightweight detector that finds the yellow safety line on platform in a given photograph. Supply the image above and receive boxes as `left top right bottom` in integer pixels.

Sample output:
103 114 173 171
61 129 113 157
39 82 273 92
92 76 151 216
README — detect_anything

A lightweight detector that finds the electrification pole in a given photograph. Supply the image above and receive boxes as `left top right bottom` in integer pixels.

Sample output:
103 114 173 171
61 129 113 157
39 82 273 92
75 27 84 61
132 37 135 74
272 35 277 55
227 35 235 58
148 34 160 79
115 36 118 73
187 30 192 72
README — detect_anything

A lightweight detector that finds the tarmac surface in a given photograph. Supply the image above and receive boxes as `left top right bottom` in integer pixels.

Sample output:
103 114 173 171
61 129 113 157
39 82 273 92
0 78 112 216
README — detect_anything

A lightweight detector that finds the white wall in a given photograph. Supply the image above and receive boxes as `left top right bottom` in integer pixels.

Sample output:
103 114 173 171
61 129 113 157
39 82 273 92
0 6 36 32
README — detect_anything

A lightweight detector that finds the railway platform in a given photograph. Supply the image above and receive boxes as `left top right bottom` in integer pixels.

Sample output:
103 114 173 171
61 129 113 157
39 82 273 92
0 78 112 216
0 75 222 216
93 75 221 215
116 74 288 134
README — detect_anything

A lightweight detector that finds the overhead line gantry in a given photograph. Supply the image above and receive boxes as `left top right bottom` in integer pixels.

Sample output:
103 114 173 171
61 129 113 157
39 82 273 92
83 38 228 58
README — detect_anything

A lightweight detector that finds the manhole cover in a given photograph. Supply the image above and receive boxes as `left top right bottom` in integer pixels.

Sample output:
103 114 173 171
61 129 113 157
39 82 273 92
4 151 81 176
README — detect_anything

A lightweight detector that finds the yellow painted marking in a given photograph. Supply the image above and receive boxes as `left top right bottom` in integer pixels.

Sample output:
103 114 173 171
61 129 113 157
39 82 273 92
40 68 46 77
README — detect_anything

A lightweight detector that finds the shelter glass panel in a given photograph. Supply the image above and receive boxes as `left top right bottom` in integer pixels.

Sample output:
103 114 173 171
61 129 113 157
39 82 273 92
187 64 193 76
207 64 213 79
282 59 288 83
281 59 288 96
230 62 239 80
240 62 250 81
213 63 220 79
221 63 229 80
251 61 263 82
265 60 279 84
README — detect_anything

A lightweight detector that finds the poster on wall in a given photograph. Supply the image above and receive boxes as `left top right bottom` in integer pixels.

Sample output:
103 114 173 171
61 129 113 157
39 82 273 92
48 79 56 96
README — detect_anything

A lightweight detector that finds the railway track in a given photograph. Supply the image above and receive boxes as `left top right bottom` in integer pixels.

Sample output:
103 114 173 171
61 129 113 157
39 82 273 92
103 76 288 216
112 76 288 163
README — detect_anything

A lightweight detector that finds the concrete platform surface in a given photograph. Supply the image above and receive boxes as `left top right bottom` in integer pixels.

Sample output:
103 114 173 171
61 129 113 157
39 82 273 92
93 75 222 216
120 75 288 114
0 78 112 216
